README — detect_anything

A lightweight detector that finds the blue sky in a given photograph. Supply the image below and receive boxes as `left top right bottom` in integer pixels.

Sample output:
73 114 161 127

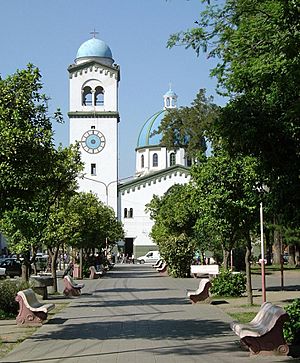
0 0 225 178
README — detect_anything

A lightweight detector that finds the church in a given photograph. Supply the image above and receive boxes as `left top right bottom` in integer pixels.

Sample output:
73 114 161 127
68 35 192 258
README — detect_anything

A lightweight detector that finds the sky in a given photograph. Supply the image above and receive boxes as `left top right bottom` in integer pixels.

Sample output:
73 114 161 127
0 0 225 178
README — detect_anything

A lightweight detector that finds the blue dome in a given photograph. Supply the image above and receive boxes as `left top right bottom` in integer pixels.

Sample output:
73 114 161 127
137 110 167 148
164 89 177 97
76 38 113 59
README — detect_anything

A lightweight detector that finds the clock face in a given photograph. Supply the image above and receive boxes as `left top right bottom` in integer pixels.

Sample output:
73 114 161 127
81 130 106 154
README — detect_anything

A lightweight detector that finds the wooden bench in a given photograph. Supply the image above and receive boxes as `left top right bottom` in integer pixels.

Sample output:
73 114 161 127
15 288 55 326
190 264 219 278
230 302 289 356
186 278 212 303
89 265 104 279
63 275 85 296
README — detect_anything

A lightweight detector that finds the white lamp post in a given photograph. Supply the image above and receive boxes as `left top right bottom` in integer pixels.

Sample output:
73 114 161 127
260 201 266 303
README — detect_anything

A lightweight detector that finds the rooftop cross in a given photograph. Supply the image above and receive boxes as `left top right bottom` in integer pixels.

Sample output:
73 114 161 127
90 29 99 38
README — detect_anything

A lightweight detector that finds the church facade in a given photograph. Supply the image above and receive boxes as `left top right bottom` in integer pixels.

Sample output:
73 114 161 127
69 35 191 258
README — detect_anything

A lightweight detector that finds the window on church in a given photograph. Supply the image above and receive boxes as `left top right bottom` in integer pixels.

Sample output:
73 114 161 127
153 153 158 167
124 208 128 218
129 208 133 218
91 125 95 129
166 98 170 107
91 163 96 176
82 86 92 106
170 152 176 166
95 86 104 106
186 157 192 167
141 155 144 168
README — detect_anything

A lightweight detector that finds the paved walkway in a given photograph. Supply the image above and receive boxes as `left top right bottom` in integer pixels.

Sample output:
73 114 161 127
1 264 299 363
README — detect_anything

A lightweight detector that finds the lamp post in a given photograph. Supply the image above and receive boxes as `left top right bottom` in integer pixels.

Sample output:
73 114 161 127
81 175 118 256
260 201 266 303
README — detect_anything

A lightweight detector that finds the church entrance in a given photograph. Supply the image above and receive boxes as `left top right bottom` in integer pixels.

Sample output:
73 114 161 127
124 238 134 257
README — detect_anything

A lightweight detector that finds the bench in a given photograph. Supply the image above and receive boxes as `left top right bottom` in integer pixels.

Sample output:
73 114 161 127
230 302 289 355
89 265 105 279
63 275 85 296
156 262 167 273
152 259 162 268
186 278 212 303
15 288 55 326
190 264 219 278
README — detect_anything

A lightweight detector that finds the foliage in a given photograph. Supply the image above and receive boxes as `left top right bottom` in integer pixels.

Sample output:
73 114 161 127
284 299 300 345
0 279 30 317
211 269 246 297
168 0 300 227
65 192 124 251
146 184 196 277
155 89 219 158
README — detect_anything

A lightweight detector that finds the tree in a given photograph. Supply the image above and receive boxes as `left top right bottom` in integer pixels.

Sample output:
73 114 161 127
0 65 57 215
168 0 300 232
146 184 197 277
0 65 84 280
66 192 124 255
155 89 219 159
191 150 263 304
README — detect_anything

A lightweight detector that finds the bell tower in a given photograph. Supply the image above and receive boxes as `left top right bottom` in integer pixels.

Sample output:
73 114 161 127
68 34 120 213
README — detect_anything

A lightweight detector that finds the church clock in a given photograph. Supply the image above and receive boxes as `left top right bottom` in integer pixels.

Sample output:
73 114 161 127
81 129 106 154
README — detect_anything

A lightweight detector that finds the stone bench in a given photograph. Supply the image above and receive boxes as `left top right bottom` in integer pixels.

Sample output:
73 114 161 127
89 265 105 279
230 302 289 356
153 259 163 268
63 275 85 297
15 288 55 326
186 278 212 303
156 262 167 273
190 264 219 278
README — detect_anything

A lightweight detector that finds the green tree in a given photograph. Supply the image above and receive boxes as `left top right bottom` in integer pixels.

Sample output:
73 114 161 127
168 0 300 239
66 192 124 255
156 89 219 159
0 65 57 214
146 184 197 277
191 150 262 304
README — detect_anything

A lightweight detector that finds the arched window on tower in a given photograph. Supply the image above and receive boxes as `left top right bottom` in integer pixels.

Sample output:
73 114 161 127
124 208 128 218
169 152 176 166
141 155 144 168
95 86 104 106
129 208 133 218
82 86 92 106
153 153 158 167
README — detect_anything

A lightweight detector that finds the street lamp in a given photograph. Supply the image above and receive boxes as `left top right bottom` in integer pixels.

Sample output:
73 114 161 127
260 201 266 303
81 175 119 256
258 184 269 303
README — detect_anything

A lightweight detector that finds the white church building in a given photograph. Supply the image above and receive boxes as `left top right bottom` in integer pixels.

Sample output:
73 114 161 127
68 35 191 258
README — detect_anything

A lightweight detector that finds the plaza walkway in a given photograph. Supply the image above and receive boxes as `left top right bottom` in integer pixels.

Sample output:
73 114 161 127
1 264 297 363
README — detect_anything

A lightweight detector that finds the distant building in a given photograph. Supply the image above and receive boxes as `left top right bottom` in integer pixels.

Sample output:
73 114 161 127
68 35 192 258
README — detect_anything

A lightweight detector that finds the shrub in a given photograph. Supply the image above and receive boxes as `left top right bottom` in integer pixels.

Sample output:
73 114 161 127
211 269 246 297
284 299 300 345
0 279 30 317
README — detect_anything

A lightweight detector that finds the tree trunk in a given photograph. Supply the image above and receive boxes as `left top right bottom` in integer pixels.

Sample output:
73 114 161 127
273 228 282 264
288 245 296 266
222 247 229 269
245 231 253 305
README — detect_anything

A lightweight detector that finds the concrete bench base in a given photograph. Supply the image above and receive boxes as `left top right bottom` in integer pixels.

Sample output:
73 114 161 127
15 288 55 326
187 278 212 303
63 275 84 297
230 302 289 356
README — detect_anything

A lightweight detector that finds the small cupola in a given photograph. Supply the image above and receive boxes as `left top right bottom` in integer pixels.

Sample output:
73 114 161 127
163 86 178 109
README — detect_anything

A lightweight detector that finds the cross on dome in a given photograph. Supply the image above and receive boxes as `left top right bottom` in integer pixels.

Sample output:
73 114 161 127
90 29 99 38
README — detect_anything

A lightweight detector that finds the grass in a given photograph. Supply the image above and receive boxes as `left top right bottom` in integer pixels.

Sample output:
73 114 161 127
227 311 257 323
